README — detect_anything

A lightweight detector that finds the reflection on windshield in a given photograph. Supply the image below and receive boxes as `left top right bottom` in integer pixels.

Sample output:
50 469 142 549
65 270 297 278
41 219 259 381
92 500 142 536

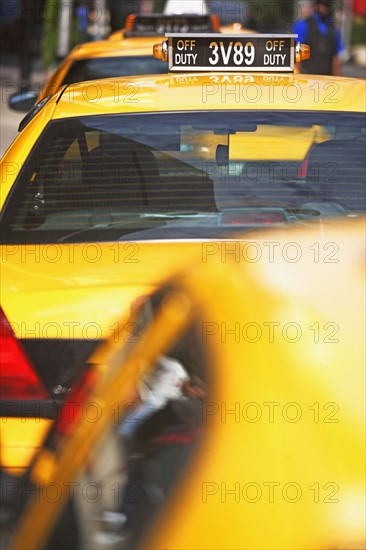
113 358 206 548
63 56 169 84
81 297 207 549
97 296 207 549
1 111 365 244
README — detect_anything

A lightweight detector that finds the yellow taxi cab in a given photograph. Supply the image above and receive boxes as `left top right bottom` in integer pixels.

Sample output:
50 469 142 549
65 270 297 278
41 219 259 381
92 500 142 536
108 15 255 44
38 12 221 103
8 13 219 112
0 33 365 476
36 37 169 102
2 217 365 550
7 37 168 112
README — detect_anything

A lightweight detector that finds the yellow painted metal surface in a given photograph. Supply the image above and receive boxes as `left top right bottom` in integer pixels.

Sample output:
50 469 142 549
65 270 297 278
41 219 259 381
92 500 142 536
1 242 206 337
146 219 366 550
50 73 366 118
8 218 366 550
0 418 52 474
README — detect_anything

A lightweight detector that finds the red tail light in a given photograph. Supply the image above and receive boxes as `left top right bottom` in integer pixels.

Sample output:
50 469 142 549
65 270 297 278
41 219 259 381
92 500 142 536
0 308 48 399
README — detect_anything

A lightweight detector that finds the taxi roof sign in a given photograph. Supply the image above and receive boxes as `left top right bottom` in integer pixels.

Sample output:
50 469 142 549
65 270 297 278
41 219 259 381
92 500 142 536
124 13 219 37
153 34 309 72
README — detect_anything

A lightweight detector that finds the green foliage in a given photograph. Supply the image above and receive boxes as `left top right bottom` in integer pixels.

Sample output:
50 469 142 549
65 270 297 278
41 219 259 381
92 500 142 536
41 0 81 69
154 0 167 11
41 0 58 68
351 16 366 46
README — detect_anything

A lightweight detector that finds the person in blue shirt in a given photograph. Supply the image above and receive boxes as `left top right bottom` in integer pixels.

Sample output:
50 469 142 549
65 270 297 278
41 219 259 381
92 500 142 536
293 0 344 75
76 1 89 42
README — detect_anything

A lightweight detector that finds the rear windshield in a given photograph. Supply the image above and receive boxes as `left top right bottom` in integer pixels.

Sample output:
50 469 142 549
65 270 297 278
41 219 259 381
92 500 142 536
63 56 168 83
1 110 365 243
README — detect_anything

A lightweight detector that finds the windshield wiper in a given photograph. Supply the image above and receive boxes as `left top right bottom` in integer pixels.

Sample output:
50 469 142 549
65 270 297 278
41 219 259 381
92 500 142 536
140 211 204 219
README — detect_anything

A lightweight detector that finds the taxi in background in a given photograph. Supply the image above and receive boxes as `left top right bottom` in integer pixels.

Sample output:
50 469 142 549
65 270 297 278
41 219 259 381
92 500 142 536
2 217 365 550
108 12 220 41
8 38 167 112
0 34 365 475
8 13 219 112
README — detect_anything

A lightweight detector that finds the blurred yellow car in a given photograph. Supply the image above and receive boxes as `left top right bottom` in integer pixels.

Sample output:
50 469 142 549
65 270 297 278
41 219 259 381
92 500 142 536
9 13 220 112
2 217 365 550
37 37 170 102
108 12 220 41
0 33 365 477
8 37 169 112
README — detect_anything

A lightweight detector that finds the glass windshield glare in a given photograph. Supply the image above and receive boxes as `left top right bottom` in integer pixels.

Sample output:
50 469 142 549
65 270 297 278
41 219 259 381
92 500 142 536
1 111 365 243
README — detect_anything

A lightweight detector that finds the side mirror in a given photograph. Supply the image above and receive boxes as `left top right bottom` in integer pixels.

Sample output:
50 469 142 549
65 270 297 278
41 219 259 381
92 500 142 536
8 90 38 112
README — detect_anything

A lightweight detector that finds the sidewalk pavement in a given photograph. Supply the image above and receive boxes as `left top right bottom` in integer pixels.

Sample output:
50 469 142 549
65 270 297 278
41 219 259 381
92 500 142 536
1 56 46 158
1 55 365 158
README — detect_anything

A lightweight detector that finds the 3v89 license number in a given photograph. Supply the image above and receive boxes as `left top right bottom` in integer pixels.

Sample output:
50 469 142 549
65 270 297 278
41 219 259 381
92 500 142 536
209 41 255 66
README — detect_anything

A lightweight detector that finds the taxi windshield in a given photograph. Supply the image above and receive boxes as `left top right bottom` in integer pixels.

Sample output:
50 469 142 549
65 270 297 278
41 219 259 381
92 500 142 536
1 111 365 244
63 56 168 84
